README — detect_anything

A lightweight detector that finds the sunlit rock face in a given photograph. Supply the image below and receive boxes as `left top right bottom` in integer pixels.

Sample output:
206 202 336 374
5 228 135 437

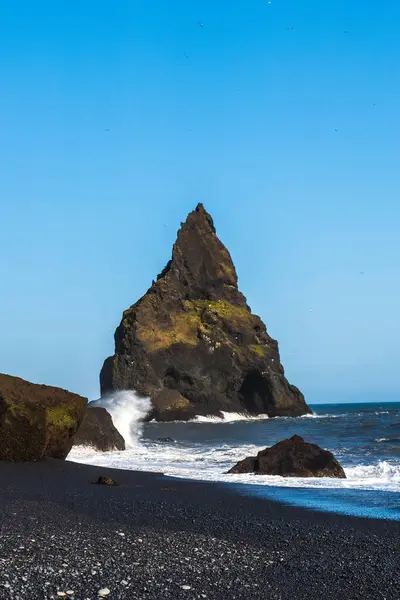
100 204 311 421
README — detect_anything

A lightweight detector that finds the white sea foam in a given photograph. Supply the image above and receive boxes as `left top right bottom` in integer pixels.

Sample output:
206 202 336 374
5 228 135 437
69 437 400 493
190 412 270 423
90 391 152 448
300 413 334 419
189 411 336 423
69 400 400 495
343 462 400 491
302 410 395 420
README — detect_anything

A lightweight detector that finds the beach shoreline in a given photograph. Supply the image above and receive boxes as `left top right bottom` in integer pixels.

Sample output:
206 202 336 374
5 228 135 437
0 458 398 599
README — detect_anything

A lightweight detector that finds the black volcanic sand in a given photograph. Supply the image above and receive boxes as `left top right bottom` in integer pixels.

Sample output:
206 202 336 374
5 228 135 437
0 460 398 600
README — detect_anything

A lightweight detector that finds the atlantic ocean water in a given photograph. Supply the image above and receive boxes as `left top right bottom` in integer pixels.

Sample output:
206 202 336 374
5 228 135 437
69 398 400 521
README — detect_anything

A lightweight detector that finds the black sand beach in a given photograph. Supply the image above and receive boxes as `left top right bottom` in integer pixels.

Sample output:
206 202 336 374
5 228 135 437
0 460 398 600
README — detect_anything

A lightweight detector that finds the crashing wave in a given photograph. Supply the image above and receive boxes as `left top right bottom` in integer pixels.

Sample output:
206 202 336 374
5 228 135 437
90 391 152 448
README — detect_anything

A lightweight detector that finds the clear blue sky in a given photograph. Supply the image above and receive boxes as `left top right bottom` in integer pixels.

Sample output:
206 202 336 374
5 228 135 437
1 0 399 403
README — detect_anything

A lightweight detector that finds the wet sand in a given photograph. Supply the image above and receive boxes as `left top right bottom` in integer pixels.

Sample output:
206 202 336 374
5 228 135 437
0 459 398 599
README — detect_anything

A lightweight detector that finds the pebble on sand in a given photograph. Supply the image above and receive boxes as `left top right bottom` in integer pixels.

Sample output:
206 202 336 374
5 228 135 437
98 588 111 597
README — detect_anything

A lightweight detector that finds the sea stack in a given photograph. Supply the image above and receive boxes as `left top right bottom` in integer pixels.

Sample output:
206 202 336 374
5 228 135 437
100 204 311 421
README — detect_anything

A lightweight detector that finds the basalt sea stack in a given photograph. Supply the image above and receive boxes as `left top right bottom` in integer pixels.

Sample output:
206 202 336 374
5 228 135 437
100 204 311 421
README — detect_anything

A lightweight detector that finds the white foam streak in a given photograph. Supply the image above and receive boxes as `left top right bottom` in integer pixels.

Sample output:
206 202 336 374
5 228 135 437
300 413 332 419
90 391 152 448
190 412 270 423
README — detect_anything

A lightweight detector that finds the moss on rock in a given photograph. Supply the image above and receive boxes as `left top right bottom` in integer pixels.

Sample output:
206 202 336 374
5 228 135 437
134 298 256 354
0 374 87 461
164 395 192 412
137 311 200 352
249 344 266 357
46 405 76 430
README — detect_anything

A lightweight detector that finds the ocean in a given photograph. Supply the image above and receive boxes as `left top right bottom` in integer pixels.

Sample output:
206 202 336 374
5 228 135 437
69 398 400 521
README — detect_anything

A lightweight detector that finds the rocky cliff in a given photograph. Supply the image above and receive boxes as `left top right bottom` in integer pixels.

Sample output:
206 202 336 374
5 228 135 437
0 374 87 461
100 204 311 421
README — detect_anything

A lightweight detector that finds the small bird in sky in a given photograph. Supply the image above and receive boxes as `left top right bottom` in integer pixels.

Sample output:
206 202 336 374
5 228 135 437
105 129 110 131
334 129 339 132
287 26 294 31
344 31 349 34
360 271 365 275
198 22 204 28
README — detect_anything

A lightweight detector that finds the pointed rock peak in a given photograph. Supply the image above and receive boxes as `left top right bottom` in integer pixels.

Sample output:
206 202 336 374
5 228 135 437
183 203 216 234
289 435 305 443
158 204 240 302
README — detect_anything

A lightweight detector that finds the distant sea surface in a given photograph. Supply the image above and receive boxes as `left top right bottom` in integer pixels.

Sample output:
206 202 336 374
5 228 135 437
70 402 400 521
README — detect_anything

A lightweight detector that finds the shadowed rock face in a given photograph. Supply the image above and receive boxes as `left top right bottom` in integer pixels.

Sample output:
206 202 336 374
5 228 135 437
0 374 87 461
73 407 125 451
100 204 311 421
228 435 346 478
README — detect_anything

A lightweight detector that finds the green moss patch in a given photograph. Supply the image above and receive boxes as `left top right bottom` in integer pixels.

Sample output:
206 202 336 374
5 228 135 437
136 298 253 353
164 396 192 412
187 299 249 320
249 344 266 357
137 312 200 351
46 405 76 430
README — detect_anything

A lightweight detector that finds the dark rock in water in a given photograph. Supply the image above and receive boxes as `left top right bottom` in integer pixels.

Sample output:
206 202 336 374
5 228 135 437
229 456 257 474
228 435 346 478
96 476 120 486
74 407 125 451
157 437 174 443
100 204 311 421
0 373 87 461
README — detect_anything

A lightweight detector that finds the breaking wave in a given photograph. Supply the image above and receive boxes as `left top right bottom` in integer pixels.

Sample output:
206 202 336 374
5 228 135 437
69 440 400 493
90 391 152 448
68 400 400 518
